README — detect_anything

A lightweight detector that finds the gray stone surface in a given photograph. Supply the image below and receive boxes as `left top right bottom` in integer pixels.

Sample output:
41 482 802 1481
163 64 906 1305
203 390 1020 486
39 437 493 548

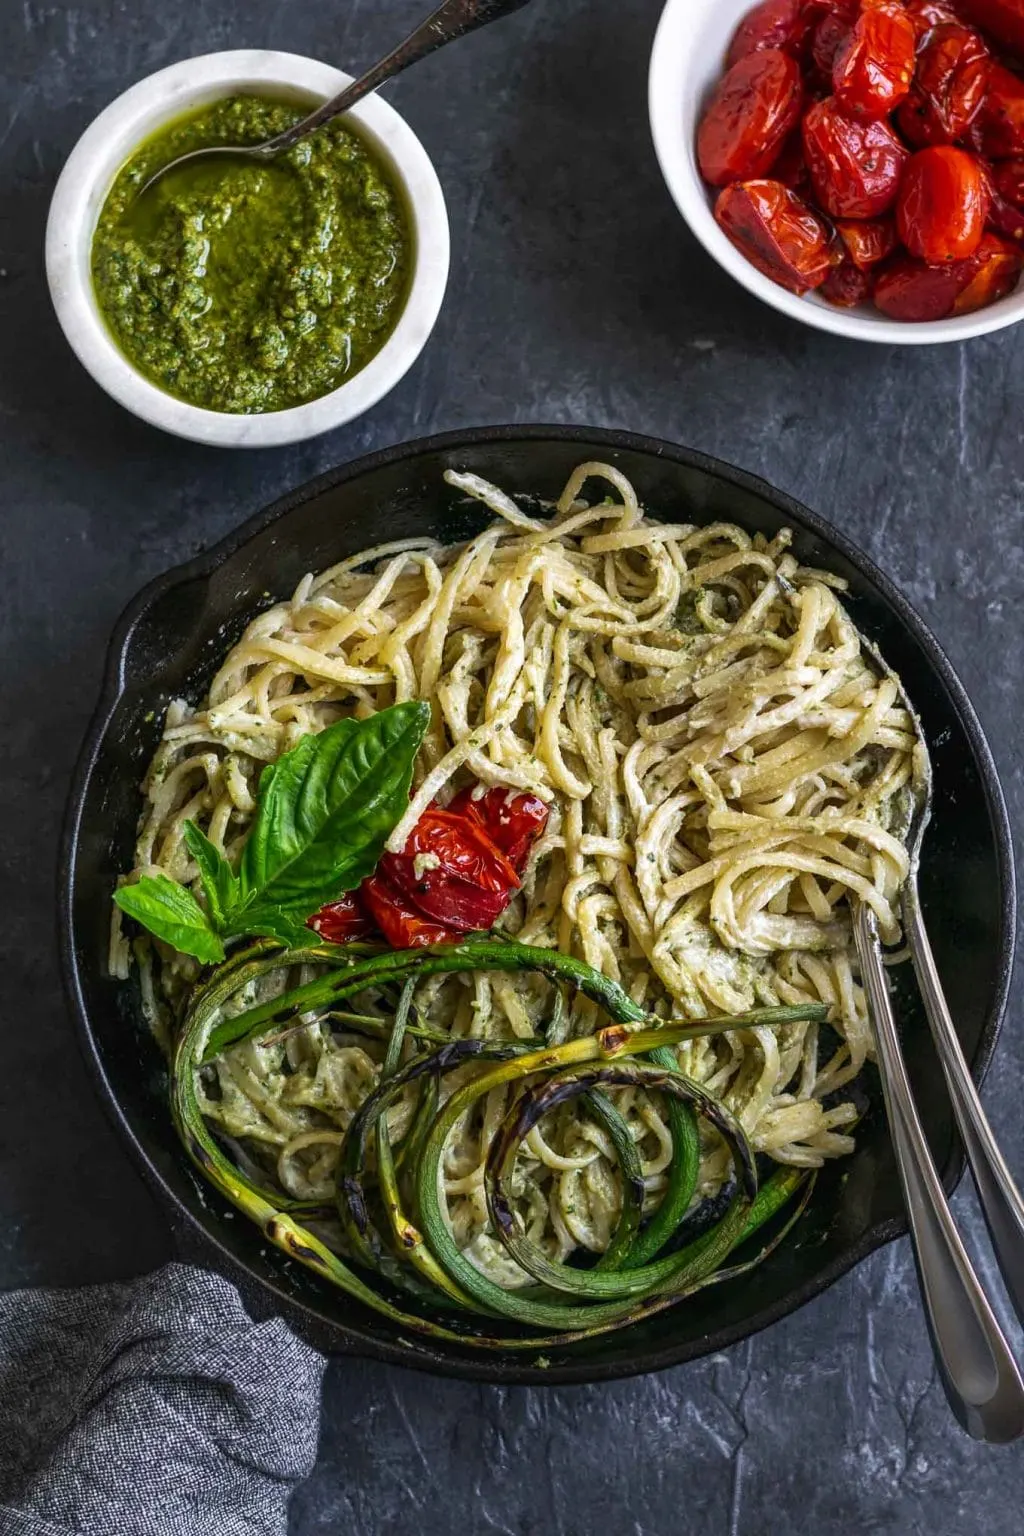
2 0 1024 1530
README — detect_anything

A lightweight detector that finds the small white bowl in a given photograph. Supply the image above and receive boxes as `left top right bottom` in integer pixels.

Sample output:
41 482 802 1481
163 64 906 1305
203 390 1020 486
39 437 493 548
649 0 1024 345
46 51 450 445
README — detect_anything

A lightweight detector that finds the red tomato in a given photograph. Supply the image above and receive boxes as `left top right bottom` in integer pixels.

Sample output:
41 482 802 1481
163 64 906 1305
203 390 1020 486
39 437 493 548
773 127 813 187
873 254 966 316
897 145 986 260
833 3 917 117
375 807 520 933
957 0 1024 51
993 158 1024 205
812 12 855 72
873 232 1021 315
951 231 1023 309
897 23 989 146
307 890 376 943
715 179 838 292
698 50 804 185
445 787 549 872
308 781 538 950
979 157 1024 240
904 0 965 37
727 0 805 65
836 216 899 265
977 62 1024 159
803 97 909 216
799 0 859 24
821 260 873 303
360 876 455 949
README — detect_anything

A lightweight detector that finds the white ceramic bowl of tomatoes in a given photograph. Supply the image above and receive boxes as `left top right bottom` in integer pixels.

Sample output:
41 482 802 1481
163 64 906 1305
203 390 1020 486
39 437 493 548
650 0 1024 342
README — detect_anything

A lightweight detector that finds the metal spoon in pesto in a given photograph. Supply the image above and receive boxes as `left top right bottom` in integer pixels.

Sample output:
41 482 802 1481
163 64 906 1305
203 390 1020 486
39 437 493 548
139 0 535 195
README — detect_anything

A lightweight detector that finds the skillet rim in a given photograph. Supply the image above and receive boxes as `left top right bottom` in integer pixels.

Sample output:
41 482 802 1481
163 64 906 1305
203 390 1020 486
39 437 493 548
59 423 1017 1384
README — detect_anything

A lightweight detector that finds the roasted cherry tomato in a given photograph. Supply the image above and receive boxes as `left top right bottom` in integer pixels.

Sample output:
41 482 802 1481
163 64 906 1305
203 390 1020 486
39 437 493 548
799 0 859 25
309 781 541 950
958 0 1024 52
950 231 1023 309
821 260 873 304
812 12 855 72
375 807 520 933
802 97 909 217
727 0 805 65
835 215 899 266
897 22 989 146
360 876 455 949
307 889 376 943
873 232 1021 316
977 61 1024 159
445 787 549 872
904 0 964 37
715 179 838 292
698 49 804 185
992 158 1024 206
979 157 1024 241
873 254 966 317
897 145 986 260
718 179 835 290
772 127 813 188
832 2 917 118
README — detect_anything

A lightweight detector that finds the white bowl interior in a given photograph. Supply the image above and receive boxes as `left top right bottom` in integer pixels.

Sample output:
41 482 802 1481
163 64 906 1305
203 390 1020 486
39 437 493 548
649 0 1024 344
46 51 450 445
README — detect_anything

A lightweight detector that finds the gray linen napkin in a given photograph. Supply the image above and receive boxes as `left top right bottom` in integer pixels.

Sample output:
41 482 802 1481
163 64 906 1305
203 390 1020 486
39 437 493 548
0 1263 326 1536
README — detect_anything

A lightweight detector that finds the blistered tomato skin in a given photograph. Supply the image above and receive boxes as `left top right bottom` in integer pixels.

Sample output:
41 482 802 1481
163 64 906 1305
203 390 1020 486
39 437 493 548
812 13 855 72
715 179 837 292
897 23 990 146
958 0 1024 52
821 260 872 304
727 0 803 65
698 50 804 185
698 0 1024 320
993 159 1024 207
873 255 968 317
978 62 1024 159
979 158 1024 241
873 233 1022 316
897 145 987 260
836 216 899 266
802 97 909 216
950 232 1023 310
905 0 964 37
832 4 917 118
772 127 812 188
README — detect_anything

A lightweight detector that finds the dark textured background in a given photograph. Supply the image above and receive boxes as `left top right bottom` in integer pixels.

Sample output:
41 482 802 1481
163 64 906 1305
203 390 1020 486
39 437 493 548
3 0 1024 1529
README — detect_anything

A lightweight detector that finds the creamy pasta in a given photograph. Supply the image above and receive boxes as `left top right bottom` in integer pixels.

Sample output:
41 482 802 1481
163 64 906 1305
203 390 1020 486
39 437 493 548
116 462 916 1290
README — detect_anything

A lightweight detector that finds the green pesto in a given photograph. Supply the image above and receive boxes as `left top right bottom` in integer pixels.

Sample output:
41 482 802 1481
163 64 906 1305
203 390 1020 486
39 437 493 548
91 95 411 413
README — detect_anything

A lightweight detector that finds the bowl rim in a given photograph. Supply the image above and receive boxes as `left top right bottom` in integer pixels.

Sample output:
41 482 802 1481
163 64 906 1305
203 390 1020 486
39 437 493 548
648 0 1024 346
59 424 1017 1383
44 49 451 447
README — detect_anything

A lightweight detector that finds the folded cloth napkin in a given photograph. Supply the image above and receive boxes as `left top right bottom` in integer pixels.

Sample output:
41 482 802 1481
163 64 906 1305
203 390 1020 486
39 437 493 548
0 1263 326 1536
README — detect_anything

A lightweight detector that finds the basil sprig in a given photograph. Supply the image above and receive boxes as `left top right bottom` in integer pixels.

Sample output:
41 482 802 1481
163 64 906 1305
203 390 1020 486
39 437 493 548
114 701 429 963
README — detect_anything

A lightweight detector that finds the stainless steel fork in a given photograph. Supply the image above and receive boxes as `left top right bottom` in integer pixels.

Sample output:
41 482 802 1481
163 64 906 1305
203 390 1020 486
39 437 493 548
852 641 1024 1442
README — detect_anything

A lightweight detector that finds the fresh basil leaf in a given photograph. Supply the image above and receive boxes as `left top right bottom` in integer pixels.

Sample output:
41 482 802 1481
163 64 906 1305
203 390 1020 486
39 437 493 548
242 910 317 950
231 701 429 932
114 876 225 965
182 821 239 930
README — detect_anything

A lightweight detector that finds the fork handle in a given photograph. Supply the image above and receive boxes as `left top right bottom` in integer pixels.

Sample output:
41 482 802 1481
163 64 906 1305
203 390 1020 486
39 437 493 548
903 881 1024 1329
854 905 1024 1442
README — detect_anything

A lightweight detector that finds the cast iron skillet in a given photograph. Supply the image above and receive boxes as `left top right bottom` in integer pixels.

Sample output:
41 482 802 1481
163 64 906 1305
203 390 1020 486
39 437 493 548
61 426 1016 1385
